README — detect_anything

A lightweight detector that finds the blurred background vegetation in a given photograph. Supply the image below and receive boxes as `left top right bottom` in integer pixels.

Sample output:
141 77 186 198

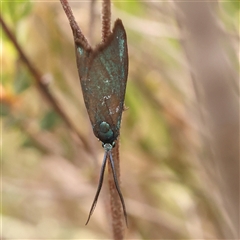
1 1 239 239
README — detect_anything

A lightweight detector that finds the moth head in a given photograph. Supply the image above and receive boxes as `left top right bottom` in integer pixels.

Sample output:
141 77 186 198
102 142 115 151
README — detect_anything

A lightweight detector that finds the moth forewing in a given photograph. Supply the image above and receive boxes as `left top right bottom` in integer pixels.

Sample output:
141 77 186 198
78 19 128 143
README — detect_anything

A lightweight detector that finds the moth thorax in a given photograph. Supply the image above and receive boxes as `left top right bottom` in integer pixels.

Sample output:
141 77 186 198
99 121 114 143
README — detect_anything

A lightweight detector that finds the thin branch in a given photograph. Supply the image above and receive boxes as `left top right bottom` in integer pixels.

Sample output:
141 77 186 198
102 0 111 42
108 140 125 240
102 0 126 237
88 0 97 43
0 16 92 154
60 0 90 49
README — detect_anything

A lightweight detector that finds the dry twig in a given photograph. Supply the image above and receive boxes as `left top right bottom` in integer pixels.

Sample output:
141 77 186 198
0 16 92 154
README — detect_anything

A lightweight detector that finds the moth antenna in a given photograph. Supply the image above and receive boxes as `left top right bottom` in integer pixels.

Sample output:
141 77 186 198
109 152 128 226
85 151 108 225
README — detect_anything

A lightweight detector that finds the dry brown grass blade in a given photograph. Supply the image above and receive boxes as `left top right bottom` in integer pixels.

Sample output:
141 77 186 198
174 2 239 238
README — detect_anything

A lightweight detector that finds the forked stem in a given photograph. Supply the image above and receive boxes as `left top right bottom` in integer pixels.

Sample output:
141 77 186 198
60 0 90 48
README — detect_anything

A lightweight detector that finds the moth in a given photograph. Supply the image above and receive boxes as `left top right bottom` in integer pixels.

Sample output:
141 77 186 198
74 19 128 225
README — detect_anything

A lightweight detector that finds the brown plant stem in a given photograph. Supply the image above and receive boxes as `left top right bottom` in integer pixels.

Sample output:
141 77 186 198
88 0 97 43
107 140 125 240
60 0 90 49
102 0 126 238
0 16 91 154
102 0 111 42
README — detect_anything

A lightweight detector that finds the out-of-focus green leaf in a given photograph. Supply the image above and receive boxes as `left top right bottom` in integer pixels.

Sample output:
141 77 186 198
40 110 61 130
220 1 239 30
114 1 144 16
1 103 10 116
224 1 240 11
2 1 32 24
14 69 31 94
